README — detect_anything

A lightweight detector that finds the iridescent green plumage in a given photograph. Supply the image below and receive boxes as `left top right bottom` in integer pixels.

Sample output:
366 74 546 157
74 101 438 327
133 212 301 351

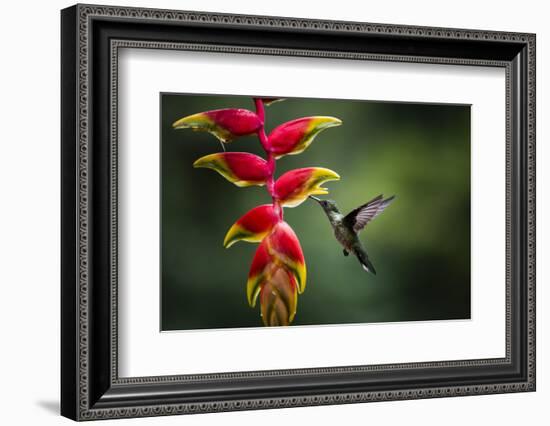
310 195 395 275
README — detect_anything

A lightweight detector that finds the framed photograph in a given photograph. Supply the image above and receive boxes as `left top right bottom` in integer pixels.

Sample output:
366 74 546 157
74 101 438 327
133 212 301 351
61 4 536 421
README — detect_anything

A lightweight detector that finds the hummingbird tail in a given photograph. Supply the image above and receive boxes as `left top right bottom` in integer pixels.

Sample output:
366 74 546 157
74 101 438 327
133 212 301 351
356 250 377 275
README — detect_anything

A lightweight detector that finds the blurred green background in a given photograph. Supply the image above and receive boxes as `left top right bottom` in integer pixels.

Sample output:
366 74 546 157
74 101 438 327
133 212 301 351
161 94 470 330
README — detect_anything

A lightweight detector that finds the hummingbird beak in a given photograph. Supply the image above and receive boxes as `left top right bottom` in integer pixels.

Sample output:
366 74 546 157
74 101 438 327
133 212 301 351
309 195 322 203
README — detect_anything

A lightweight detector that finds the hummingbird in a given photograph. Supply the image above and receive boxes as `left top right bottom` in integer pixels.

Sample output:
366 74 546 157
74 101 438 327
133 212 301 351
309 194 395 275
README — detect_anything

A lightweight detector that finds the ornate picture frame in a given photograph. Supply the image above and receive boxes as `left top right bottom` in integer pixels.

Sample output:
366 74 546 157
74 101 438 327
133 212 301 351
61 4 535 420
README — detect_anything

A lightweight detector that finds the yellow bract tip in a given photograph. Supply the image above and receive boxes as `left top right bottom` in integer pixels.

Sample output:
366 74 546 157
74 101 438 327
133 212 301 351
172 112 211 129
312 167 341 181
311 116 343 128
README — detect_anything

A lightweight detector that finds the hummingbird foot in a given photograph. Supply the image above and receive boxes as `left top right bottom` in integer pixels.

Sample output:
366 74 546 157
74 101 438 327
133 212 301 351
342 249 349 257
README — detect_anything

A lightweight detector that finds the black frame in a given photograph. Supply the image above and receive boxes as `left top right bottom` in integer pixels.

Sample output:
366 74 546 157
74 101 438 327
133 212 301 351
61 4 536 421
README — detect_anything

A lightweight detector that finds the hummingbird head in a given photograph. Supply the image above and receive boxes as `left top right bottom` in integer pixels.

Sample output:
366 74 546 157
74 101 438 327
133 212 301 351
309 196 339 214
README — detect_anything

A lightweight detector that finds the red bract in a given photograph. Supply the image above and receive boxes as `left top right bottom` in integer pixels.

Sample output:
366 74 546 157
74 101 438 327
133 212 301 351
275 167 340 208
267 116 342 158
267 222 306 292
193 152 270 187
173 108 262 143
246 238 271 305
224 204 280 248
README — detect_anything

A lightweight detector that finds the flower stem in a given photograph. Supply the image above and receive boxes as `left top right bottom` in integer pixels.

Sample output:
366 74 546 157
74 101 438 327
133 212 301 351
254 98 270 151
254 98 283 220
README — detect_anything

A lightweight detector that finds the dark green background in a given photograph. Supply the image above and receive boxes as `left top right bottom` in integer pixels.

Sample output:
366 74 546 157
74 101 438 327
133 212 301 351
161 94 471 330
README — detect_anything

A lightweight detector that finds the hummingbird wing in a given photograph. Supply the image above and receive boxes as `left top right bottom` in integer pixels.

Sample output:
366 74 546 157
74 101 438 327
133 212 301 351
344 194 395 233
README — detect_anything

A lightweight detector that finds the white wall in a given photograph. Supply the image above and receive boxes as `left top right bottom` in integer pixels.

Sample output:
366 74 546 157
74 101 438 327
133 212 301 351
0 0 546 424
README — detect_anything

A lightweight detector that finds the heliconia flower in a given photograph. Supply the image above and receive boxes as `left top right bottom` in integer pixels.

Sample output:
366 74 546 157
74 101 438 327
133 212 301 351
223 204 280 248
247 221 306 307
274 167 340 208
172 108 263 143
267 116 342 158
193 152 270 187
260 98 285 106
259 266 298 326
